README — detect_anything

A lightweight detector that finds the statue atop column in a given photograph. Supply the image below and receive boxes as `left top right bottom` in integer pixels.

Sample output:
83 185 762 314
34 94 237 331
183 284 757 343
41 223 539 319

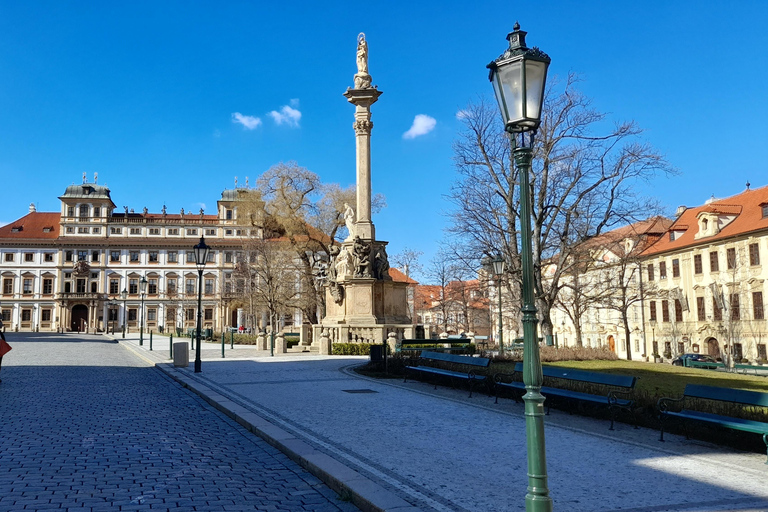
354 33 372 89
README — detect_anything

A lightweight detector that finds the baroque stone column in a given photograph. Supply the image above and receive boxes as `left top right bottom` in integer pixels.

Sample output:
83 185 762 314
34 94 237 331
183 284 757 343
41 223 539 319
343 33 382 242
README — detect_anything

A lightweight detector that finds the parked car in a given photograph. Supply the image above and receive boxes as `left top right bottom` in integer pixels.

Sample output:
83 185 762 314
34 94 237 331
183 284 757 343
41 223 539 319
671 353 718 368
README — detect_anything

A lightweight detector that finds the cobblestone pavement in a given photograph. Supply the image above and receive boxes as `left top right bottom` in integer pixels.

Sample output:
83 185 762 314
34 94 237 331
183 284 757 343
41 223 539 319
0 332 358 512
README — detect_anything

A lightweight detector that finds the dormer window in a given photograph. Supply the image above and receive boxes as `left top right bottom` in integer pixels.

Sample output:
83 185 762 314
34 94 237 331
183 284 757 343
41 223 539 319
762 204 768 218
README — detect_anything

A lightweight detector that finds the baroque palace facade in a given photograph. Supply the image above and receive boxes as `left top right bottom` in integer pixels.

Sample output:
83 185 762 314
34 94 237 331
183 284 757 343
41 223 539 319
0 178 304 333
551 184 768 363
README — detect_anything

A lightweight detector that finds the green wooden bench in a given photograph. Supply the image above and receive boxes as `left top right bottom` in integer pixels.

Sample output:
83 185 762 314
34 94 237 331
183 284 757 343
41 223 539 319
686 360 725 370
658 384 768 463
404 351 490 397
734 363 768 376
494 363 638 430
397 339 473 354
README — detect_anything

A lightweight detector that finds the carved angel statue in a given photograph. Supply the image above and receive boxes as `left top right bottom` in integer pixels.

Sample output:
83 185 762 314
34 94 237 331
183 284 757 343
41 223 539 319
343 203 356 241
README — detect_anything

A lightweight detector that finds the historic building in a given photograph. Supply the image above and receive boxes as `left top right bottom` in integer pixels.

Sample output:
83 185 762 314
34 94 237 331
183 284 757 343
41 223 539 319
551 184 768 363
0 178 307 333
414 279 491 338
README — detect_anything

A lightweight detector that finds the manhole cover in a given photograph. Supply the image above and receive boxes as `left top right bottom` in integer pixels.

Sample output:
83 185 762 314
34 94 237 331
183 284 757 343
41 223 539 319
342 389 378 394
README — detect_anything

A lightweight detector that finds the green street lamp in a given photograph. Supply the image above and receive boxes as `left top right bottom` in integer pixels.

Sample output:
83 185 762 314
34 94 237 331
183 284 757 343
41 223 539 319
139 276 148 346
121 288 128 338
492 254 506 356
107 299 117 335
488 22 552 511
193 236 211 373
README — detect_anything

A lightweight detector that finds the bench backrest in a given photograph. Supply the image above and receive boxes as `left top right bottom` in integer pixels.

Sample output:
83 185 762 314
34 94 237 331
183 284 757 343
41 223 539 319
684 384 768 407
421 351 490 367
513 363 636 388
402 339 471 346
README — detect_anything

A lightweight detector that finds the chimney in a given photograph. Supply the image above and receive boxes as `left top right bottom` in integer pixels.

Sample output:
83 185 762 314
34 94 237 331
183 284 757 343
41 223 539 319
29 203 36 213
675 205 687 217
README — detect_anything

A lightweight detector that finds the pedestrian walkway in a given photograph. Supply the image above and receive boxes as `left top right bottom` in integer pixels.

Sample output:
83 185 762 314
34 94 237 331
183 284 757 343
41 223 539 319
118 333 768 512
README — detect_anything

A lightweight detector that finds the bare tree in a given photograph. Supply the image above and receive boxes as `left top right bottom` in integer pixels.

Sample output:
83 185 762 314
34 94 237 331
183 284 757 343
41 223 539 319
391 247 424 280
449 74 674 340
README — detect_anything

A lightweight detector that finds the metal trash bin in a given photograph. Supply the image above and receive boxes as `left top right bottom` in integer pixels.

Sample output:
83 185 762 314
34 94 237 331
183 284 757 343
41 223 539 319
370 345 384 362
173 342 189 367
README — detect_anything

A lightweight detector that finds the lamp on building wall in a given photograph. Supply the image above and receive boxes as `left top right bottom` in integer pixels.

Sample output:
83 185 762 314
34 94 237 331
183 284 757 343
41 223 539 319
121 288 128 339
193 236 211 373
488 22 552 511
492 253 506 355
139 276 148 346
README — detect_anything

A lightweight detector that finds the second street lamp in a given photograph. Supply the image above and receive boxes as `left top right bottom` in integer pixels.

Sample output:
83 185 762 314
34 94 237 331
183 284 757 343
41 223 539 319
193 236 211 373
121 288 128 338
492 253 506 356
139 276 148 346
488 22 552 511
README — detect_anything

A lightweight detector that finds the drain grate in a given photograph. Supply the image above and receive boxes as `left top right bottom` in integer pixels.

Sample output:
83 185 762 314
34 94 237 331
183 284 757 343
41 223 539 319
342 389 378 394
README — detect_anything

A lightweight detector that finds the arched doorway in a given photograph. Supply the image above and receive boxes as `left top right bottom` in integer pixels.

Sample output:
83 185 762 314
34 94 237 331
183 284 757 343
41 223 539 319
706 337 720 359
607 335 616 353
71 305 88 332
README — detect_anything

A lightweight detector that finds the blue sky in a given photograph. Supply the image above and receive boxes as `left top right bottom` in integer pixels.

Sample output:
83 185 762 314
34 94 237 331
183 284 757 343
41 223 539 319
1 1 767 276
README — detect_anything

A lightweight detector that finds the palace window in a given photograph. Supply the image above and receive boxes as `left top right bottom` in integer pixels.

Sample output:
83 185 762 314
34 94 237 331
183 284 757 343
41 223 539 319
110 250 121 262
168 228 179 235
205 308 213 321
76 279 86 293
754 291 764 320
21 310 31 322
693 254 702 274
710 251 719 272
205 278 214 294
727 248 737 269
77 227 89 234
659 261 667 279
67 206 74 217
128 309 137 322
130 228 141 235
149 228 160 235
44 253 54 262
730 294 740 321
148 278 158 295
24 253 34 262
672 259 680 278
186 229 198 236
110 279 119 294
94 207 101 217
43 278 53 295
110 227 122 234
77 250 88 261
697 296 706 321
713 297 723 321
749 243 760 266
4 253 14 262
23 278 33 294
186 308 195 321
79 205 89 217
186 279 195 294
147 309 157 322
674 299 683 322
129 251 140 262
129 279 138 294
42 309 52 322
92 251 99 262
167 278 177 295
168 251 178 263
148 251 159 263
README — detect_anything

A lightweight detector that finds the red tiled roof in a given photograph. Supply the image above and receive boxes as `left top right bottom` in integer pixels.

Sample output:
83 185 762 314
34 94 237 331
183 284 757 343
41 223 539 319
0 212 60 240
389 267 417 284
642 184 768 256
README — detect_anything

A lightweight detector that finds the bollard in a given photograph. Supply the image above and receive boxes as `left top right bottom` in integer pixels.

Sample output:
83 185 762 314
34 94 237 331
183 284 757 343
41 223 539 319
221 332 225 358
149 331 153 351
230 331 234 349
170 334 174 359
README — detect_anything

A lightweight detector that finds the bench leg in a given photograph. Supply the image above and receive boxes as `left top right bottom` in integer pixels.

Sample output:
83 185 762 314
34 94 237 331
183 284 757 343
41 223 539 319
763 434 768 465
659 415 666 442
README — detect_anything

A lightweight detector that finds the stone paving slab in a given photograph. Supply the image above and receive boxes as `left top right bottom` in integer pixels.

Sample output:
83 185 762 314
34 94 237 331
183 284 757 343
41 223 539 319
114 333 768 512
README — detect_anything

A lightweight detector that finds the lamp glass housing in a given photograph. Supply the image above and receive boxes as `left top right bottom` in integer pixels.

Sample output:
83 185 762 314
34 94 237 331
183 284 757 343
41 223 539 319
194 236 210 271
492 254 506 276
139 276 148 294
121 289 128 300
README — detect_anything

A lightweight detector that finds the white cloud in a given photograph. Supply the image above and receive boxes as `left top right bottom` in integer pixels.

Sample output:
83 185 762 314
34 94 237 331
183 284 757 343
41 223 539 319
403 114 437 139
455 109 469 120
268 101 302 128
231 112 262 130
